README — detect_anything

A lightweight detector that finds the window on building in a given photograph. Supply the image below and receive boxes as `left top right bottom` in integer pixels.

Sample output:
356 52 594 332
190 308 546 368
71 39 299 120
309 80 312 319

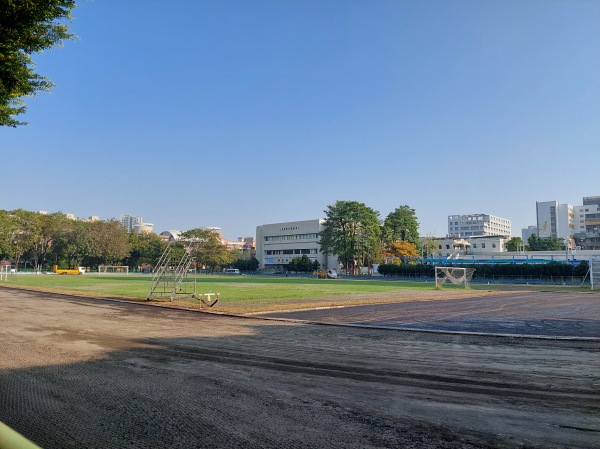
482 243 486 248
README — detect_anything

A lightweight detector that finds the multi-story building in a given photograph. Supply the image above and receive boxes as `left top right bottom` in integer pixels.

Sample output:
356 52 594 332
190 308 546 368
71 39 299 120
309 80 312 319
521 225 538 242
120 214 143 233
535 197 600 246
574 196 600 250
447 214 511 238
256 219 338 271
535 201 575 239
431 235 510 257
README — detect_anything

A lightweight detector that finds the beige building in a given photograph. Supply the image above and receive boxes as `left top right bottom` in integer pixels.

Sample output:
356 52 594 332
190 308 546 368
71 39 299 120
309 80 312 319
256 219 338 271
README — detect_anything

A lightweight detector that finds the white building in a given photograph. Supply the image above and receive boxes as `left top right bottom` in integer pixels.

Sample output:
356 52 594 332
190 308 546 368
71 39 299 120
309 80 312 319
447 214 511 238
468 235 509 254
535 201 576 239
120 214 143 233
432 235 510 257
256 219 338 271
133 223 154 234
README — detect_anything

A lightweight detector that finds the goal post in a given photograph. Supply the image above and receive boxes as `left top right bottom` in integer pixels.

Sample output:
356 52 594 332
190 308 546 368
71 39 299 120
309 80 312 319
435 266 475 289
98 265 129 275
591 257 599 290
0 264 11 281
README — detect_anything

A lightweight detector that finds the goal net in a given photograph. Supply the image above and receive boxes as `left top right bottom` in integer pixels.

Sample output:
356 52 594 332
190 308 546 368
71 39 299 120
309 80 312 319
0 264 11 281
98 265 129 275
591 257 599 290
435 266 475 288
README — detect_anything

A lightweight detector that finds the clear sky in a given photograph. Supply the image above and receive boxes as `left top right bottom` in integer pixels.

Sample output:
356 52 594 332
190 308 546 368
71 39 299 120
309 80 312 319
1 0 599 240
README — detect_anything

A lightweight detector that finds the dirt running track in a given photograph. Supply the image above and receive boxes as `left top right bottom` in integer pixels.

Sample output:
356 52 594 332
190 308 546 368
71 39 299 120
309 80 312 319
0 288 599 449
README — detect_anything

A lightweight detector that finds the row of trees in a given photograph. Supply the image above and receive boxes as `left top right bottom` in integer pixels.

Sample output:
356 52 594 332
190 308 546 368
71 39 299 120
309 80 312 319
0 210 253 272
318 201 422 273
506 235 566 252
318 201 574 274
378 261 589 278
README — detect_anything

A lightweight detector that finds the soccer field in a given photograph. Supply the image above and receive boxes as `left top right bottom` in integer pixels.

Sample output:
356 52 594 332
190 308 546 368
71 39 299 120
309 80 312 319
2 273 595 313
1 273 493 313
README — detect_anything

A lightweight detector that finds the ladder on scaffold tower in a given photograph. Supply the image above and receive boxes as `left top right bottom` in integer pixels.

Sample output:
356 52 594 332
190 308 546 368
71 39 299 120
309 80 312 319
147 240 197 301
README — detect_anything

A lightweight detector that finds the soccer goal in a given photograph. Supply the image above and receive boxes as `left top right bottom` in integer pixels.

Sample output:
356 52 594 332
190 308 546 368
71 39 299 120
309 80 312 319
98 265 129 275
591 257 599 290
0 264 11 281
435 266 475 289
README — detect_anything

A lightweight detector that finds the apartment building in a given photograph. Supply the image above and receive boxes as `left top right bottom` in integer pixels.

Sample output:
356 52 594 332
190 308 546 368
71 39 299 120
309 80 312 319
120 214 143 233
447 214 511 238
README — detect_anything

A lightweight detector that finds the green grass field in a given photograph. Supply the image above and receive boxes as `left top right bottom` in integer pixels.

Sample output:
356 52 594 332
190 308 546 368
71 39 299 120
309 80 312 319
1 273 594 313
2 273 439 298
0 273 468 311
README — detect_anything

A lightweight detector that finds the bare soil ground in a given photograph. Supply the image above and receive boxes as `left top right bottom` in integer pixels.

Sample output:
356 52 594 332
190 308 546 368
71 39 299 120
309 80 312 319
1 287 599 448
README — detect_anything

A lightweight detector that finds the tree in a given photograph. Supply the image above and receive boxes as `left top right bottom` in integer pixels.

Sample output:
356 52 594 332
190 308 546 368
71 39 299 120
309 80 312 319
47 216 85 268
318 201 381 275
5 209 41 271
180 228 233 271
232 257 259 272
287 255 319 273
384 241 419 264
506 237 526 252
126 231 167 269
1 0 76 126
83 220 131 266
382 206 419 245
419 234 440 259
527 234 564 251
28 212 71 270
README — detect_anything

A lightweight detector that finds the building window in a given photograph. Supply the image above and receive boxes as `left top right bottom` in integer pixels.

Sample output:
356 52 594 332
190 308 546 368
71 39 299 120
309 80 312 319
482 243 486 248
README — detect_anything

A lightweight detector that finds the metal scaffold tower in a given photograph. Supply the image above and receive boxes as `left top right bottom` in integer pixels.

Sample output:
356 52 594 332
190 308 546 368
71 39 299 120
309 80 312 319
147 240 197 301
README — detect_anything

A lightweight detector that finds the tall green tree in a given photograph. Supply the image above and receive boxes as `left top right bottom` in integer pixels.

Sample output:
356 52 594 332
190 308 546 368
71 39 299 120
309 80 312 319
318 201 381 274
28 212 70 270
5 209 41 270
51 219 91 268
0 210 13 260
181 228 233 271
382 206 419 245
126 231 167 268
506 236 526 252
1 0 76 126
83 220 131 266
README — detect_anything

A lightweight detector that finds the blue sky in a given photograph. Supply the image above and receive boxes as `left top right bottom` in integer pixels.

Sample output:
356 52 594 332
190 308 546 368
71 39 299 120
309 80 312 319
1 0 599 240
